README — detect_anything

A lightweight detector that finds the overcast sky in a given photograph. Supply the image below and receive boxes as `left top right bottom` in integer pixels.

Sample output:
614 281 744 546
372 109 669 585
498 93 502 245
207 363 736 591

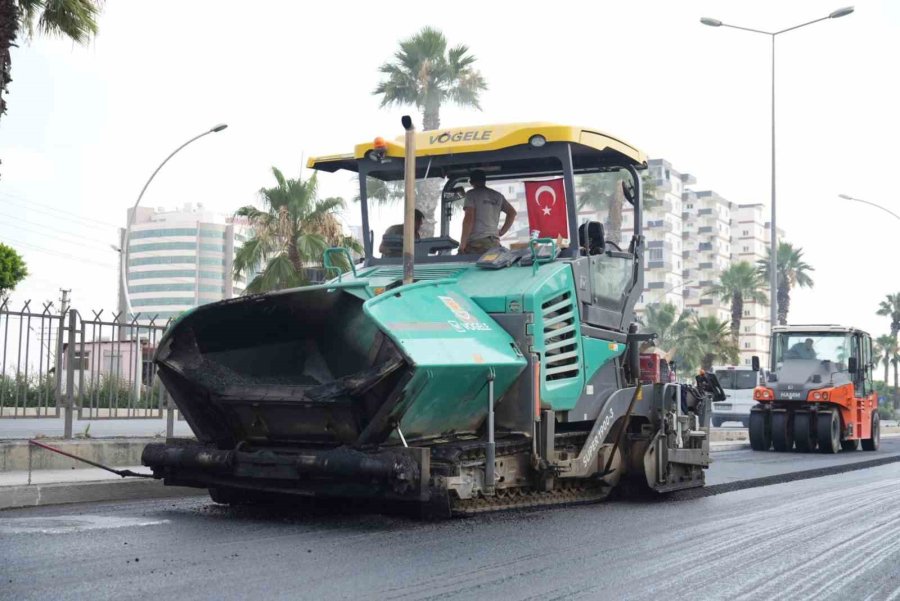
1 0 898 339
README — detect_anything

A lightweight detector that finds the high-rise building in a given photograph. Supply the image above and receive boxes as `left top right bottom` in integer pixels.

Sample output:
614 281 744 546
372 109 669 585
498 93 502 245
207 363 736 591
731 203 783 365
117 203 248 323
628 158 694 313
682 189 734 324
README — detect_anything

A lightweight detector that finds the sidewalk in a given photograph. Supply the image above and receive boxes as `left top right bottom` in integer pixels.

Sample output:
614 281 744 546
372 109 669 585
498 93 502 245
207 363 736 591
0 465 202 510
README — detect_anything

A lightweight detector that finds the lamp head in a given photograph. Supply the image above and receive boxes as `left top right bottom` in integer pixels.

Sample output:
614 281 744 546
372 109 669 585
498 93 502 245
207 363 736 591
829 6 854 19
700 17 722 27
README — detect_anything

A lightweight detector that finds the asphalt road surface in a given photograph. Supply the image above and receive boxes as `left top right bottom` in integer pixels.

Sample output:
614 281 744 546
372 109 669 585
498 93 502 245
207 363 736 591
4 462 900 601
707 435 900 485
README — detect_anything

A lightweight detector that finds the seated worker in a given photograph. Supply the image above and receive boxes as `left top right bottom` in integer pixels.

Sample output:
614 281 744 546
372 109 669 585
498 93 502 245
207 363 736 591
379 209 424 257
787 338 817 360
459 170 517 255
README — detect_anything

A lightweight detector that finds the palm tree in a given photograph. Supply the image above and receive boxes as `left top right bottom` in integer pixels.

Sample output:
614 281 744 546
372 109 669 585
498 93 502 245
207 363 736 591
233 167 360 294
705 262 768 343
640 303 691 351
875 335 894 387
877 293 900 340
891 340 900 408
1 0 101 120
576 173 655 245
374 27 487 131
373 27 486 235
684 315 740 371
757 241 814 325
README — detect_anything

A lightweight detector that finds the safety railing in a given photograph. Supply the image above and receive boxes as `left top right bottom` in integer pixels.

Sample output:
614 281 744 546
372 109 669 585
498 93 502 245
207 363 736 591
1 299 178 438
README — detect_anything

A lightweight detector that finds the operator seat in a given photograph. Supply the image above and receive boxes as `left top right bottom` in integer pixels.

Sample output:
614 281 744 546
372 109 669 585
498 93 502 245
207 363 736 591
578 221 605 256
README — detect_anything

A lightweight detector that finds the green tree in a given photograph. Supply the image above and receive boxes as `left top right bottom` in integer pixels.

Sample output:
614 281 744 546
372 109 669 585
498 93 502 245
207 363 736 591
0 242 27 300
1 0 101 120
705 261 768 343
757 241 814 325
233 167 360 294
373 27 487 234
684 315 739 371
877 293 900 340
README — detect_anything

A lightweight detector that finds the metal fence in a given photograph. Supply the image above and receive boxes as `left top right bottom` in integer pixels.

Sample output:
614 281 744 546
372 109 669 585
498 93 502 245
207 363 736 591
0 299 177 438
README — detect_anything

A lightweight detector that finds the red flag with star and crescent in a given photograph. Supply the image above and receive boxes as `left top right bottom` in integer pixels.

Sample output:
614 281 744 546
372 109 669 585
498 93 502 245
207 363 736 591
525 179 569 239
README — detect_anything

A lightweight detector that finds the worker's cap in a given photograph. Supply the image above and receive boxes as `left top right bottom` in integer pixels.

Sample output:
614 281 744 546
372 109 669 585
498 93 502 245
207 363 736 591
469 169 487 183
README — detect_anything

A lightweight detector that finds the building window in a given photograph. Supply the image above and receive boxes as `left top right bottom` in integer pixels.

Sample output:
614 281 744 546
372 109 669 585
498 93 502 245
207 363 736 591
129 242 197 253
648 249 663 260
129 256 196 267
129 283 195 294
744 342 751 349
742 230 749 236
132 298 195 307
743 246 749 252
72 351 90 370
130 228 198 240
130 270 196 280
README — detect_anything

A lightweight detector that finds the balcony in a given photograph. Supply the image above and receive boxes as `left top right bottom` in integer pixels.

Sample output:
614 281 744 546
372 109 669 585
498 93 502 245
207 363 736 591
647 260 676 271
645 220 675 233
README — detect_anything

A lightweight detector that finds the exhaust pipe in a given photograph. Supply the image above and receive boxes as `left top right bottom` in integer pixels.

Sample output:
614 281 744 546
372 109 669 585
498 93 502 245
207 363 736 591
402 115 416 285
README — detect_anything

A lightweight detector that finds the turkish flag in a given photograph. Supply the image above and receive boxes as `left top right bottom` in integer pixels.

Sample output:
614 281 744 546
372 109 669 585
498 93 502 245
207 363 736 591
525 179 569 239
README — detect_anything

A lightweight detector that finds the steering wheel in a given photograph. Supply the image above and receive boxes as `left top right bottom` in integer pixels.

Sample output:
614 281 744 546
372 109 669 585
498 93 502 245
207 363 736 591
604 240 623 252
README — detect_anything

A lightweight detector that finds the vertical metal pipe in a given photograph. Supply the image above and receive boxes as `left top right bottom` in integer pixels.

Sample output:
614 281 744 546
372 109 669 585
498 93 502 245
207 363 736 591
485 370 496 496
1 306 8 416
559 144 579 258
64 310 76 439
769 33 778 333
357 171 373 265
166 392 175 438
401 115 416 285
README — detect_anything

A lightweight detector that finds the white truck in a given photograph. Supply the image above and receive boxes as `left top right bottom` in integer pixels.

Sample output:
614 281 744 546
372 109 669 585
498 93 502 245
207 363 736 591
710 365 767 427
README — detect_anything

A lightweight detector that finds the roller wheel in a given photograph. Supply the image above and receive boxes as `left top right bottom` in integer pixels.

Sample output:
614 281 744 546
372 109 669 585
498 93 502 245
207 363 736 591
841 439 860 452
862 412 880 451
749 410 771 451
771 411 793 452
793 412 817 452
817 411 841 454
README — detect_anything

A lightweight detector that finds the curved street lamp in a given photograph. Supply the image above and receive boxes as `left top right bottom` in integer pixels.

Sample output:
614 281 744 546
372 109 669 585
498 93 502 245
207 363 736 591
700 7 854 336
119 124 228 320
838 194 900 221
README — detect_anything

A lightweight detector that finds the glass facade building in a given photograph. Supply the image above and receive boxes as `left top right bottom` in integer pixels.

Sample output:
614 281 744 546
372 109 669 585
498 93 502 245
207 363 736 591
118 203 248 323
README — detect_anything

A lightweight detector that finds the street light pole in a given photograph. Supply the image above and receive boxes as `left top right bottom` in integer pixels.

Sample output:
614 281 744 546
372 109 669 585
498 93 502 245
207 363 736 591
119 123 227 402
838 194 900 221
120 123 228 320
700 7 854 333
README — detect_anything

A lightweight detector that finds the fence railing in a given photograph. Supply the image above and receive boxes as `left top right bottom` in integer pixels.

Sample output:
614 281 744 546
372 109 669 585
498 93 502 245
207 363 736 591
1 299 178 438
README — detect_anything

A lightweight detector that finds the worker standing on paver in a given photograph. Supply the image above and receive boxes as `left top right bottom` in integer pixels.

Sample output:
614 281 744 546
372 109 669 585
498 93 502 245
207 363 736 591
459 169 517 254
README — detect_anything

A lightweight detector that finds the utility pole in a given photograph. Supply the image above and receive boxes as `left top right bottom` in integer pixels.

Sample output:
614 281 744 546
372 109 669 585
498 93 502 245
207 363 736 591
56 289 71 436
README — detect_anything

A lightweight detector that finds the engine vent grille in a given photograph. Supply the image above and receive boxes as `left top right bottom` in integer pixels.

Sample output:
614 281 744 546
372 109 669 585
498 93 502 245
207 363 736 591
367 265 467 281
542 291 579 381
